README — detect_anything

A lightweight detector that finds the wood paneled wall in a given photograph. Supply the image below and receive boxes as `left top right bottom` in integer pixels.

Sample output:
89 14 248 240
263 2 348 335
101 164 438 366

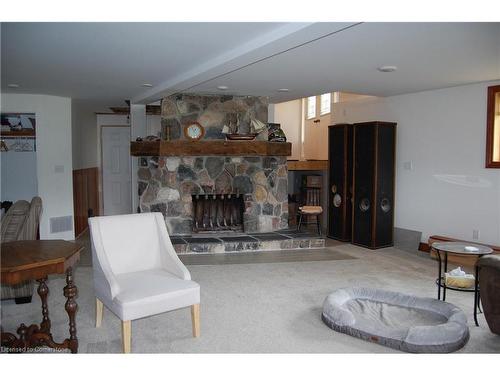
73 167 99 237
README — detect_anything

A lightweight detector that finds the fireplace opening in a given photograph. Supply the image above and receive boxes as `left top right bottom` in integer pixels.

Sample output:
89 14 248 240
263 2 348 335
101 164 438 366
191 193 244 233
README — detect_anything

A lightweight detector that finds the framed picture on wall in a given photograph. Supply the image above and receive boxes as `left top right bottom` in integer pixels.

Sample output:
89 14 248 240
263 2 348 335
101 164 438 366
1 113 36 152
0 112 36 137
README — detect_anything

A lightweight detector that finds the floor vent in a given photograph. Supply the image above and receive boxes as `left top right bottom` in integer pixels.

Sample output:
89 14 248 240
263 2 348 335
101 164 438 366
50 215 73 233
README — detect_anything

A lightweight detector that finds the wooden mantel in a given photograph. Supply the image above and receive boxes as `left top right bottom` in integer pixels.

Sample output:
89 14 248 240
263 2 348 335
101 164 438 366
130 140 292 157
287 160 328 171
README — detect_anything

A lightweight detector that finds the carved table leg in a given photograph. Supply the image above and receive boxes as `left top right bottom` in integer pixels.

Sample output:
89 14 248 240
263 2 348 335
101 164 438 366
63 267 78 353
37 277 51 333
1 270 80 353
16 324 28 350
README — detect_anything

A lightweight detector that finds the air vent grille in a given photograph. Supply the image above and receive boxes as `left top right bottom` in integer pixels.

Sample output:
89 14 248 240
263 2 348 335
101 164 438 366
50 216 73 233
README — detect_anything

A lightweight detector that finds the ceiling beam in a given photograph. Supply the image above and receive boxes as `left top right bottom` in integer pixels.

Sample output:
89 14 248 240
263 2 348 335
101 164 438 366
131 22 360 104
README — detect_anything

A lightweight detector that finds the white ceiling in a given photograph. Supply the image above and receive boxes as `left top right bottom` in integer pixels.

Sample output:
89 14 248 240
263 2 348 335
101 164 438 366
2 22 499 106
192 22 500 102
1 22 288 105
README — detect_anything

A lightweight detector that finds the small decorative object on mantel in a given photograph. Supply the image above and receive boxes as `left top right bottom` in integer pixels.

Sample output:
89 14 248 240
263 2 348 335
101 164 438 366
145 135 160 142
251 118 267 134
184 121 205 141
223 117 267 141
268 123 287 142
225 133 257 140
222 113 240 138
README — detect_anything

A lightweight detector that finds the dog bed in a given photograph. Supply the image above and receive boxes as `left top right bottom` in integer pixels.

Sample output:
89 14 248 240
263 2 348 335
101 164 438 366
322 287 469 353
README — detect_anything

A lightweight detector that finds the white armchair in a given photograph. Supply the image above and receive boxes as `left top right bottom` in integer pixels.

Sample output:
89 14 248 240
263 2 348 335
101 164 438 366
88 212 200 353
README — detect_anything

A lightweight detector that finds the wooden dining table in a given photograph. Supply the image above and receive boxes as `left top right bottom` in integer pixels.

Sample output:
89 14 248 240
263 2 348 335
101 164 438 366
1 240 83 353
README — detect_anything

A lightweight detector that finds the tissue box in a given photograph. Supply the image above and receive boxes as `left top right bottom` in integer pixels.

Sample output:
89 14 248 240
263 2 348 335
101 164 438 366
445 273 475 289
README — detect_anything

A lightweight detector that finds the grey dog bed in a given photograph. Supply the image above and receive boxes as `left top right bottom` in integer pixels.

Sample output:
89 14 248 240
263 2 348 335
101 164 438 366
322 287 469 353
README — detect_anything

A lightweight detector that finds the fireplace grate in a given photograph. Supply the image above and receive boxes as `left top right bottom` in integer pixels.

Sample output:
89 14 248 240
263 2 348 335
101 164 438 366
192 194 244 232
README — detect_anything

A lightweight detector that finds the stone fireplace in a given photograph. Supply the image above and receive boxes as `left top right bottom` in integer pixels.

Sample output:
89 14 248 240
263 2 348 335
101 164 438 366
135 94 289 235
138 155 288 234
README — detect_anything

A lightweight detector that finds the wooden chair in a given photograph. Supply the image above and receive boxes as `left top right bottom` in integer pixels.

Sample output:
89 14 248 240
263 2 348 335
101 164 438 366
297 187 323 236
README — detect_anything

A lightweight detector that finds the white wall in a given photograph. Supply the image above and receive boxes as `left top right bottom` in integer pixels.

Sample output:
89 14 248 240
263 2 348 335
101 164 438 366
1 150 38 203
1 93 75 240
333 80 500 245
146 114 161 137
267 103 275 123
303 101 330 161
71 99 98 170
273 99 302 160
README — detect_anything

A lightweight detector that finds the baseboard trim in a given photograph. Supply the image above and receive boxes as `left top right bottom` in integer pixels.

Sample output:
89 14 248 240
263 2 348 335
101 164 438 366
418 242 430 252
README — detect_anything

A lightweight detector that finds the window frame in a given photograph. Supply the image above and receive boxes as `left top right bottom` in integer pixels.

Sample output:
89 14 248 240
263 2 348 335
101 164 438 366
485 85 500 168
306 96 316 120
320 93 331 116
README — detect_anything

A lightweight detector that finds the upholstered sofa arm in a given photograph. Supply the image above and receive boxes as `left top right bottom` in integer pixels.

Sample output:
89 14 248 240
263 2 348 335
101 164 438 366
477 254 500 271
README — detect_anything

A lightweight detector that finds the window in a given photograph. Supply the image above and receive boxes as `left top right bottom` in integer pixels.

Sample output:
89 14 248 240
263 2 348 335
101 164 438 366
320 93 331 115
307 96 316 119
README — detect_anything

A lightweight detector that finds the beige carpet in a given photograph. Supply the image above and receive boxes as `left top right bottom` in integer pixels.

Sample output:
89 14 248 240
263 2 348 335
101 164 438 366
1 243 499 353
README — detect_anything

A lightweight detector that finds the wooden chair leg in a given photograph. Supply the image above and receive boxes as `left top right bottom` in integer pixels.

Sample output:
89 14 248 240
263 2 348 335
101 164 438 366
96 298 103 328
298 213 303 231
316 214 322 236
122 320 131 353
191 304 200 338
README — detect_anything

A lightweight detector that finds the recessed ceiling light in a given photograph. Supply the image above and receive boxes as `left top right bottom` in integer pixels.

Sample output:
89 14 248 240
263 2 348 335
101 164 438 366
142 83 153 87
277 88 289 92
377 66 398 73
7 83 20 88
217 86 229 91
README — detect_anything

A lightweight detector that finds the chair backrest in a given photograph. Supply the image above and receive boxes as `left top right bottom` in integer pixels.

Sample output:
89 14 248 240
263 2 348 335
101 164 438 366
0 200 30 243
90 213 164 275
303 187 322 207
19 196 43 240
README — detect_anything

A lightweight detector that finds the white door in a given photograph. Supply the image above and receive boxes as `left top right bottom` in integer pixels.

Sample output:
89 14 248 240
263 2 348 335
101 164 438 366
102 126 132 215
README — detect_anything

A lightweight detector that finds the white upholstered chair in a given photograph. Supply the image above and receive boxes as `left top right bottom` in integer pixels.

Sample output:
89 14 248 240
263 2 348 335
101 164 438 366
88 212 200 353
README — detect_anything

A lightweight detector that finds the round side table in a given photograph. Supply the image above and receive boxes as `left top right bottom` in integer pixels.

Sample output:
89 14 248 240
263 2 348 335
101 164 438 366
432 241 493 326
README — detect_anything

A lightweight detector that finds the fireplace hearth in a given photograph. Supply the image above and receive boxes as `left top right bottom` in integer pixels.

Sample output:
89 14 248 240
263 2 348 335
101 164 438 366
192 193 244 232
